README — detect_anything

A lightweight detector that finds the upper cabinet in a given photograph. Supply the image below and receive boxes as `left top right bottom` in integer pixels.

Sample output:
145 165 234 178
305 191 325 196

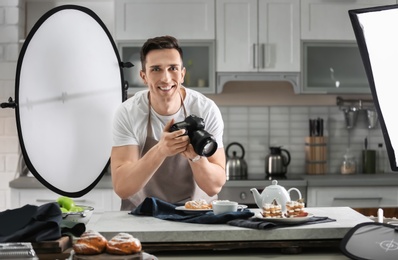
26 0 115 37
216 0 300 72
119 41 216 95
115 0 215 40
301 0 396 41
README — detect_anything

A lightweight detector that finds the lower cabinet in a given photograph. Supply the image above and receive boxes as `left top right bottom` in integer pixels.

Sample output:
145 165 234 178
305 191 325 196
10 188 121 212
307 186 398 208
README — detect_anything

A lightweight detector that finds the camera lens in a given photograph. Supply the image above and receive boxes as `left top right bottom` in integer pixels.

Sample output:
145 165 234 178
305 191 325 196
202 141 217 156
191 130 218 157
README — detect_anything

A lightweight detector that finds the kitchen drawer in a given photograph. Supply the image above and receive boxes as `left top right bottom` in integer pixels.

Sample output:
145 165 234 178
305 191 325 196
10 189 114 212
307 187 398 208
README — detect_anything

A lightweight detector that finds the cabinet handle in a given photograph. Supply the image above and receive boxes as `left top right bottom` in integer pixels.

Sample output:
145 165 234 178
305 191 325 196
36 199 87 203
333 197 382 201
253 43 258 69
261 43 271 69
36 199 56 203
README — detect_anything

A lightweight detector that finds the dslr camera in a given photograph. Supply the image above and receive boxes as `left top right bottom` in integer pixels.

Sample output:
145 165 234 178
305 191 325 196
169 115 218 157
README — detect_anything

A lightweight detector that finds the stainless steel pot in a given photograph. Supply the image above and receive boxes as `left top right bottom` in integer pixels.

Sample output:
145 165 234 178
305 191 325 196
343 107 359 129
225 142 248 180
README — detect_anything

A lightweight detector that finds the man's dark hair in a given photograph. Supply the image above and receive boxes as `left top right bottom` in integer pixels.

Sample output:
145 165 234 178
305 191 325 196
140 35 184 71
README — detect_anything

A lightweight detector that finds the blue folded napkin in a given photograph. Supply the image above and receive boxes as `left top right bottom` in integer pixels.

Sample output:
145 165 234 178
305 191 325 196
0 202 62 242
228 216 336 229
131 197 254 224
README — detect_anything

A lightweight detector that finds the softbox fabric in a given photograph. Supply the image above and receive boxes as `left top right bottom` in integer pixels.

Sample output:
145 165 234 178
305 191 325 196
340 222 398 260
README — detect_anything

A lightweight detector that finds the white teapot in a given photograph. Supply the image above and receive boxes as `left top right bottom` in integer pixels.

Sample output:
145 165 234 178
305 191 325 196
250 180 302 212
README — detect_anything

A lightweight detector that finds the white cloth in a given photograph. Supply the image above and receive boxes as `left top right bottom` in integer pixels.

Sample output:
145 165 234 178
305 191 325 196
112 88 224 150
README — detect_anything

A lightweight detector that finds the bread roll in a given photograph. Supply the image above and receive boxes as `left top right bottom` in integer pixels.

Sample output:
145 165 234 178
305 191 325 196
106 232 142 255
73 230 107 255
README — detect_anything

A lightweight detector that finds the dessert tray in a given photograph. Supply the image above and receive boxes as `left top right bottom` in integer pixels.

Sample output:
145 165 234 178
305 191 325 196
175 205 248 214
255 213 314 224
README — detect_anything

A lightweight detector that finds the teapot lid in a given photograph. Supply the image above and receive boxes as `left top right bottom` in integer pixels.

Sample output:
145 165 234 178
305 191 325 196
266 180 282 190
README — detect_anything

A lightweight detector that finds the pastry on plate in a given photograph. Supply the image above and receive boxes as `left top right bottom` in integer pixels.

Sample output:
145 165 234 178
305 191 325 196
185 199 212 209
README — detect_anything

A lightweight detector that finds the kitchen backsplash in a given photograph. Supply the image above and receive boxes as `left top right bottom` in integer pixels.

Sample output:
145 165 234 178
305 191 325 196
220 105 388 176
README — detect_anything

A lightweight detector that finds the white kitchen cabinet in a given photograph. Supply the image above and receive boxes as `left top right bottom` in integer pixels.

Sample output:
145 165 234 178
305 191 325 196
307 187 398 208
26 0 115 37
115 0 215 40
216 0 300 72
119 40 216 95
301 0 396 41
10 188 120 212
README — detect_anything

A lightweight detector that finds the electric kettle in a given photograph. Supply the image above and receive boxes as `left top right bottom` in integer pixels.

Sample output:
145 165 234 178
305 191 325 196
225 142 248 180
265 146 291 175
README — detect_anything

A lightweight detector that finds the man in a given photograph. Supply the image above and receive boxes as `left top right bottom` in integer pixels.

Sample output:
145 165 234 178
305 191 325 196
111 36 226 210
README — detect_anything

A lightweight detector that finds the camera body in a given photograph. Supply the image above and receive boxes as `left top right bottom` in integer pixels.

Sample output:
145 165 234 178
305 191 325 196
170 115 217 157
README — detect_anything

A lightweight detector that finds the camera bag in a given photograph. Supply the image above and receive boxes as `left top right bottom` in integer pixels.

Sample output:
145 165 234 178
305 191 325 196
340 222 398 260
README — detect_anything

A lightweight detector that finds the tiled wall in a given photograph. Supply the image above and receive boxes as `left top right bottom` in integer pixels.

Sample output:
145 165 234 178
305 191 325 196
0 0 24 211
220 105 388 176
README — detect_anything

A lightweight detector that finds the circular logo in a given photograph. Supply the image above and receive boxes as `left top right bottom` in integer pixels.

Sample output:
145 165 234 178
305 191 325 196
379 240 398 251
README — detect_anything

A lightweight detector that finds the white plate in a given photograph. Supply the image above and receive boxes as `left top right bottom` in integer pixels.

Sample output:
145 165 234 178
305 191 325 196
175 206 212 214
255 213 314 224
175 205 248 214
238 205 248 211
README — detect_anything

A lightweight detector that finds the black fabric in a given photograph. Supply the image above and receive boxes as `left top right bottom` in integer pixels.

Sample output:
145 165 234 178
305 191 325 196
131 197 254 224
0 202 62 242
340 222 398 260
60 221 86 237
227 216 336 229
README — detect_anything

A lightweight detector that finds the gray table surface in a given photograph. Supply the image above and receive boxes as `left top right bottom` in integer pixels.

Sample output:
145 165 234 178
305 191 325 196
87 207 371 242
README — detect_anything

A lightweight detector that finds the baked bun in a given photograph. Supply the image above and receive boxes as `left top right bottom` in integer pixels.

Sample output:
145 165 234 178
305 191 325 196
106 232 142 255
185 199 212 209
73 230 107 255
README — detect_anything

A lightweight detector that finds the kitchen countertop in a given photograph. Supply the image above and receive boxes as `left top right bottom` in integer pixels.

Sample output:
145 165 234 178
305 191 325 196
9 175 114 189
9 173 398 189
302 173 398 186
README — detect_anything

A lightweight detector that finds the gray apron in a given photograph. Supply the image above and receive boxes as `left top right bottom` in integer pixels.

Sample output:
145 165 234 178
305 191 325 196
121 93 215 210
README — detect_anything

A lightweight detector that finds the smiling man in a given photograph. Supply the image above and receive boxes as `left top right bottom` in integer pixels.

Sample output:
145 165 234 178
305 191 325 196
111 36 226 210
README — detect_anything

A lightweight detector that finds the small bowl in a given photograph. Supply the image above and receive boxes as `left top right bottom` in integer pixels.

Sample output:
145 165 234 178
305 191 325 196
212 201 242 215
62 205 94 225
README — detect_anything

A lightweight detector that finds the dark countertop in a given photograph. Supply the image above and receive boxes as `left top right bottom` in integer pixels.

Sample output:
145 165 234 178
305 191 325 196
9 175 113 189
302 173 398 187
9 172 398 189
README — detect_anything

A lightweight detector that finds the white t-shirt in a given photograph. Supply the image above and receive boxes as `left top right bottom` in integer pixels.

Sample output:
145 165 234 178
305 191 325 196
112 88 224 152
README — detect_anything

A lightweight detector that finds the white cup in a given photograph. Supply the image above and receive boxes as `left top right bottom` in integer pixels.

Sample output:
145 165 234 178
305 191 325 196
212 201 243 215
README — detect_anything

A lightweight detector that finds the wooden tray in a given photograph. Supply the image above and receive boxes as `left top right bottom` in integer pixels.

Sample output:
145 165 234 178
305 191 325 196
32 236 71 253
73 252 143 259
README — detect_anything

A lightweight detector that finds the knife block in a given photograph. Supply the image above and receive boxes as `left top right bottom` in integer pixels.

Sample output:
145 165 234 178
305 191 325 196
305 136 327 175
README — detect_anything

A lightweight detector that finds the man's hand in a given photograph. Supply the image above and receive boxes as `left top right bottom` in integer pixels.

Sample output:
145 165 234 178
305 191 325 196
182 144 199 161
157 119 190 157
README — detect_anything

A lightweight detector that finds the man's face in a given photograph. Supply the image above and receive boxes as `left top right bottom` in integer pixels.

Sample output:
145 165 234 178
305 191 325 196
140 48 185 97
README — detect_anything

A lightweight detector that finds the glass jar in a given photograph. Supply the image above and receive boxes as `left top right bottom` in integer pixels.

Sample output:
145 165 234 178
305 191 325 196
341 149 357 174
